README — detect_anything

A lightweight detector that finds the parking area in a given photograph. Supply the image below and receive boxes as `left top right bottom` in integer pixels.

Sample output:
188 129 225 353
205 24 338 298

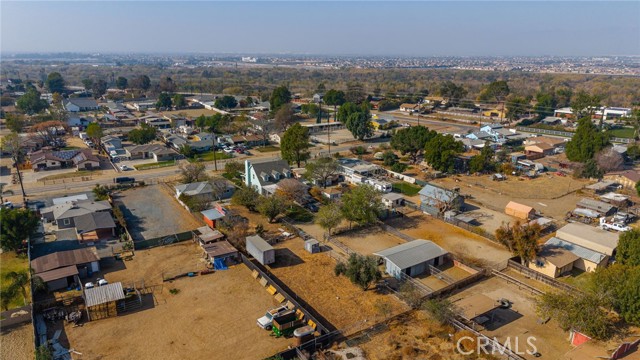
114 184 203 242
63 242 295 360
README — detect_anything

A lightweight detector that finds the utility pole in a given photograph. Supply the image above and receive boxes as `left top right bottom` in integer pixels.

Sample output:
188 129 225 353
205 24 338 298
211 129 218 172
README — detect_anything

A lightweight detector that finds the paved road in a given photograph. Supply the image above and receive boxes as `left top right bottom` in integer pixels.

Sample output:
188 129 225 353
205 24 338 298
2 142 359 199
2 115 478 200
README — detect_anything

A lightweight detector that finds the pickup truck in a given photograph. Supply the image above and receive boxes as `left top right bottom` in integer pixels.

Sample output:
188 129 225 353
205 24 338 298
257 305 292 330
600 217 631 232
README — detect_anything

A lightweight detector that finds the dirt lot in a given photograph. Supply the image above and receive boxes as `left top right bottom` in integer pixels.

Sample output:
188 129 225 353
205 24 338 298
268 238 409 333
433 173 589 222
0 323 34 360
386 212 512 268
335 227 406 255
64 242 295 360
448 276 573 360
356 311 471 360
115 184 204 241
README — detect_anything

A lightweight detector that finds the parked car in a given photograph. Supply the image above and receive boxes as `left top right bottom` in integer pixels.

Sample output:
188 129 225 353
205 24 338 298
114 176 136 184
119 165 132 171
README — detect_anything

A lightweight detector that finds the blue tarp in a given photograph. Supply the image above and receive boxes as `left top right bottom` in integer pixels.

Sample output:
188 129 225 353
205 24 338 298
213 258 228 270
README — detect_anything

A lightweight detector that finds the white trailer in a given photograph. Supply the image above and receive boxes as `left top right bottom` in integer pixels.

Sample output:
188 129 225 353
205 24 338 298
246 235 275 265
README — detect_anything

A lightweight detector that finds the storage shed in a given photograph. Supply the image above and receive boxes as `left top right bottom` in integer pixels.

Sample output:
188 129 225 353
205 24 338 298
576 198 616 216
505 201 535 220
373 239 448 279
246 235 275 265
202 240 239 264
304 239 320 254
84 282 126 321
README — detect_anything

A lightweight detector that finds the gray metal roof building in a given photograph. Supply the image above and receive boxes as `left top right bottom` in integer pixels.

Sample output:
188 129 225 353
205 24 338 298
374 239 448 278
84 282 125 308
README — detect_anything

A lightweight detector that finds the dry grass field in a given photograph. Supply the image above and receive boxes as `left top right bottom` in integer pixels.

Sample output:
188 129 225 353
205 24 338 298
433 173 589 221
268 238 409 333
357 311 472 360
0 323 34 360
386 213 512 267
63 242 295 360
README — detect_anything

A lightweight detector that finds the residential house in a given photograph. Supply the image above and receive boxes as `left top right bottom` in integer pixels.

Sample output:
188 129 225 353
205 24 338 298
540 116 564 126
604 170 640 191
125 144 178 162
373 240 448 279
64 98 100 112
101 135 123 154
312 93 324 103
538 237 609 274
132 100 156 111
418 183 465 215
528 245 579 278
29 149 100 171
399 103 419 113
523 136 566 149
525 143 555 157
41 200 111 229
302 121 345 134
527 222 621 276
382 193 404 208
244 159 293 196
230 135 263 147
322 188 342 200
175 180 235 202
31 247 100 290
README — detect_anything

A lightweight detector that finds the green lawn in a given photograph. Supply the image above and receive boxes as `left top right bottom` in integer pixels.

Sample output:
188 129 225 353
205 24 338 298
606 127 635 139
134 160 177 170
188 151 233 162
557 269 592 290
392 182 422 196
40 170 101 181
255 146 280 153
0 251 30 310
286 205 314 223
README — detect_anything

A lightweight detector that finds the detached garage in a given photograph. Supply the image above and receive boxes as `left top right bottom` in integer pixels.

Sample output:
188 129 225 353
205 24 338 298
505 201 535 220
246 235 275 265
373 240 448 279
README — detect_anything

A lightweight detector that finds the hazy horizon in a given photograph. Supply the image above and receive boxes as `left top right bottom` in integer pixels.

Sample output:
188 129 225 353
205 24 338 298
1 1 639 57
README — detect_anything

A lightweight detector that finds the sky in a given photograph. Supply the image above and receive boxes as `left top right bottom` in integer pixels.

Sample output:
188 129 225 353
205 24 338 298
1 1 639 56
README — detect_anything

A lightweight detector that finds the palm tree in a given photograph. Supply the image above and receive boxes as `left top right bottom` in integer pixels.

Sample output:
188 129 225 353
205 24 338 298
0 287 17 311
31 274 47 295
6 270 29 303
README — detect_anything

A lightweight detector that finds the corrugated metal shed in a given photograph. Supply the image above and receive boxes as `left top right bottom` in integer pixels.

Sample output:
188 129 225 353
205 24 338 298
84 282 125 307
545 237 608 264
373 240 447 270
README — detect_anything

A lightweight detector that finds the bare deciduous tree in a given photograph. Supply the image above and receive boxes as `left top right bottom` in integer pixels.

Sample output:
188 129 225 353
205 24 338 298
595 147 624 173
275 178 308 204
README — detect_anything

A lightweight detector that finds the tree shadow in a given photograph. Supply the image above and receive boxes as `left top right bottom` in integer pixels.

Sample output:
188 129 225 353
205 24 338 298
482 308 524 331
